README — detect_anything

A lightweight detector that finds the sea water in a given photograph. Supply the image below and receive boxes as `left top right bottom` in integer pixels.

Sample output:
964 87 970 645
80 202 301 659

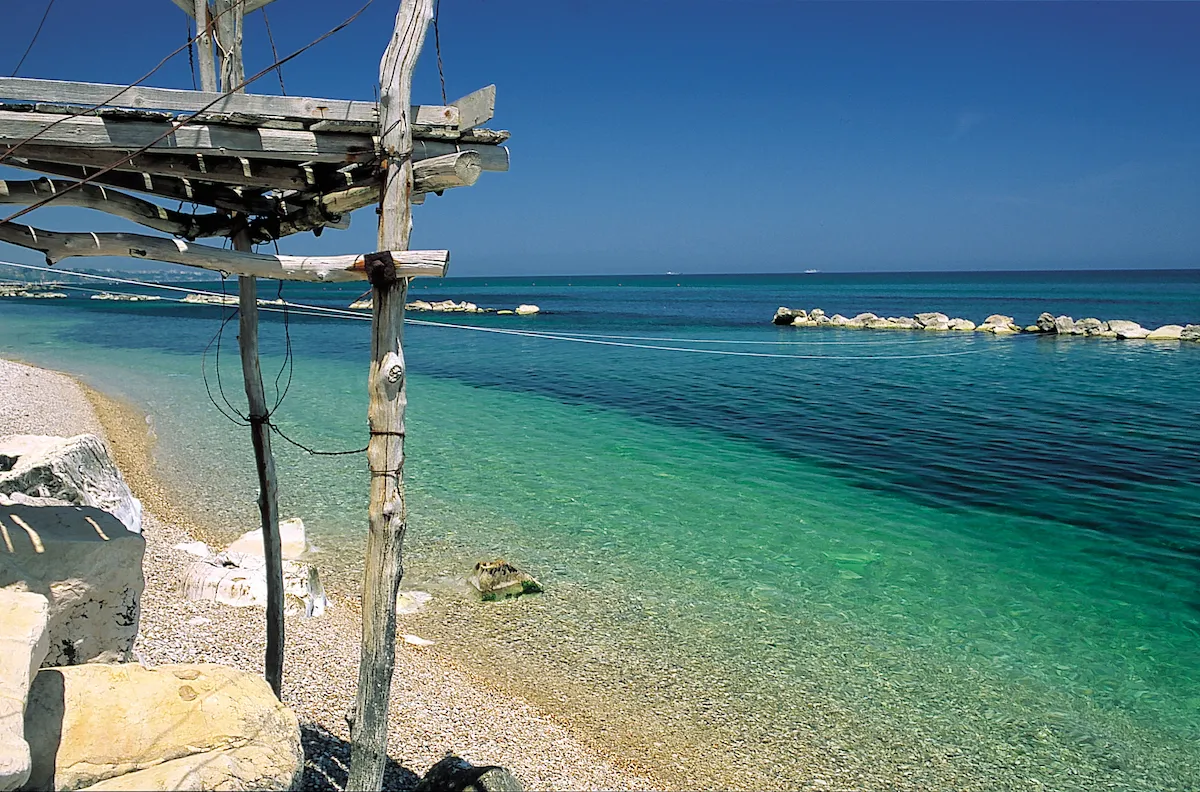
1 270 1198 789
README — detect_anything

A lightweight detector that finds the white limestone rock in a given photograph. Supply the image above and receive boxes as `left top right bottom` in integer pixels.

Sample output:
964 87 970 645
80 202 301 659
977 314 1021 334
1146 324 1183 340
1035 312 1057 332
515 304 540 315
1182 324 1200 341
0 590 49 792
916 312 951 330
1106 320 1149 339
0 435 141 535
23 663 302 791
1075 318 1107 336
0 503 143 667
948 319 976 331
1054 315 1079 335
225 517 311 560
181 552 327 618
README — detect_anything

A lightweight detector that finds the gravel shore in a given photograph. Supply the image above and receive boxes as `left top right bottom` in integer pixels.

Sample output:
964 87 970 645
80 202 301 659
1 357 660 791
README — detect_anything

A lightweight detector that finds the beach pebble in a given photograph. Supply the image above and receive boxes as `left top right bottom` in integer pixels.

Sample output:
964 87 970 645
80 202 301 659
402 634 435 647
397 590 433 615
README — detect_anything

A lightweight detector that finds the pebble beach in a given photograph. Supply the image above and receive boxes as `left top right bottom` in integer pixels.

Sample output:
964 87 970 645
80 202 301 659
0 356 659 792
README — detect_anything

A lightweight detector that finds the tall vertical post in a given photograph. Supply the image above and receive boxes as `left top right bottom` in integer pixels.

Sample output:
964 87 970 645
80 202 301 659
214 0 286 700
193 0 217 93
347 1 432 788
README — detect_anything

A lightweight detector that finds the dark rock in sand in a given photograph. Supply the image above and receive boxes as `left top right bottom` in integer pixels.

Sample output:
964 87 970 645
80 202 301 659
470 560 544 601
416 755 524 792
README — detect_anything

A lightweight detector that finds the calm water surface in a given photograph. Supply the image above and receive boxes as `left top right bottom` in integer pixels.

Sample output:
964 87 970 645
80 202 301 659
2 269 1198 789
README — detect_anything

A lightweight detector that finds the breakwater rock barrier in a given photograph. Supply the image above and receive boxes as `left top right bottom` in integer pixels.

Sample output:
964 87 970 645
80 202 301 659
773 308 1200 341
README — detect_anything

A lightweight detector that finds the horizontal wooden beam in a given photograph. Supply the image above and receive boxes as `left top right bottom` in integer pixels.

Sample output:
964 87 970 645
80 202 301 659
0 110 375 163
5 157 276 214
0 222 448 281
0 177 232 238
11 143 376 192
411 140 509 172
0 77 457 127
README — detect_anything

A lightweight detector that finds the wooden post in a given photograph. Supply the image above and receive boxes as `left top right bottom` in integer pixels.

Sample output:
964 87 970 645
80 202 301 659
215 0 285 700
347 0 432 788
193 0 217 93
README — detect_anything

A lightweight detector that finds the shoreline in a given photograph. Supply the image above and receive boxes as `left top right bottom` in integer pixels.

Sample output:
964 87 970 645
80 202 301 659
1 356 661 792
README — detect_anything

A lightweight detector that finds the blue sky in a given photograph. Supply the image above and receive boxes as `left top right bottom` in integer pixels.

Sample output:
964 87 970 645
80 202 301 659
2 0 1198 275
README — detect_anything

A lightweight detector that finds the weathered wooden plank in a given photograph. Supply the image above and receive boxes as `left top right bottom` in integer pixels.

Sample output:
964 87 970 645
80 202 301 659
0 77 459 127
9 143 351 191
451 84 496 131
0 110 375 163
0 177 232 238
7 157 277 214
348 0 432 788
0 221 449 280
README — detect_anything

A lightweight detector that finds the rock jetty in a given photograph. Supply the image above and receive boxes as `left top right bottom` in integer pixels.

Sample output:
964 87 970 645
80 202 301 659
90 292 162 302
349 297 541 315
773 307 1200 342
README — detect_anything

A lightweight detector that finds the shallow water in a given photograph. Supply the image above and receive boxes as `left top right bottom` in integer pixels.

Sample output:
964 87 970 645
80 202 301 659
2 270 1198 789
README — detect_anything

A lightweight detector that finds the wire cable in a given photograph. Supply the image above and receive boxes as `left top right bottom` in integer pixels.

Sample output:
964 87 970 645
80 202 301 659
261 7 288 96
9 0 57 77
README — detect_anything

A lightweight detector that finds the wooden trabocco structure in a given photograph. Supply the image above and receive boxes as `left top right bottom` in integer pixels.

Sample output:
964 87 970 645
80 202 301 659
0 1 506 787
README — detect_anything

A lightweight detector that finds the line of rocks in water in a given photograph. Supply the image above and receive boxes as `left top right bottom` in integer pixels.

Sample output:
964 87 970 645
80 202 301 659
773 307 1200 341
349 297 540 315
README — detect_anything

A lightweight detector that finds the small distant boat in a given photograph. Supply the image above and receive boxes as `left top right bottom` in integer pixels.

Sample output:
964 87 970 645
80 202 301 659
804 269 820 274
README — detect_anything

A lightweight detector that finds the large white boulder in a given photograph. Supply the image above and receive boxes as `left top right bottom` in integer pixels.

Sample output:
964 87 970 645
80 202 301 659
1106 319 1149 339
977 314 1021 334
515 304 540 315
0 590 49 792
0 502 143 667
181 551 327 618
225 517 311 560
23 663 302 791
1146 324 1183 340
0 435 141 535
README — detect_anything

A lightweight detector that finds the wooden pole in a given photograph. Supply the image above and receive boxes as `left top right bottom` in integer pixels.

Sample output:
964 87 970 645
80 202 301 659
215 0 285 700
194 0 217 94
347 1 432 788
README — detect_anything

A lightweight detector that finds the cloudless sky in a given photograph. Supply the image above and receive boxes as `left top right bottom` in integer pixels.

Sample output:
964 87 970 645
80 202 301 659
2 0 1198 275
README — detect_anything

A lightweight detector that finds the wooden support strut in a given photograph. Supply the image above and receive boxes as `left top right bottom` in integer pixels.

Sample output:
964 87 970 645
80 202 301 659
0 218 448 278
347 0 433 788
214 0 284 701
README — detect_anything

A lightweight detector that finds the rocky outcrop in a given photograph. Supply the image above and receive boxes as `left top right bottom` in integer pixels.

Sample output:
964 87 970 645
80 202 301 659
23 663 302 791
770 307 1199 345
0 501 143 667
1106 320 1148 339
415 755 524 792
225 518 312 560
0 590 49 792
181 551 327 618
1146 324 1183 340
515 304 540 316
0 435 141 535
977 314 1021 334
470 560 543 602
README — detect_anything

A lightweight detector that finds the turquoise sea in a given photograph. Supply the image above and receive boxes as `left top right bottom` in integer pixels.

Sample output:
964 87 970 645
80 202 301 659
2 269 1199 790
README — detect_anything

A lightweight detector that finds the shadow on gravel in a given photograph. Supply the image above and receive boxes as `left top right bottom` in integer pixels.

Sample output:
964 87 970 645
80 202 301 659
301 723 420 791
